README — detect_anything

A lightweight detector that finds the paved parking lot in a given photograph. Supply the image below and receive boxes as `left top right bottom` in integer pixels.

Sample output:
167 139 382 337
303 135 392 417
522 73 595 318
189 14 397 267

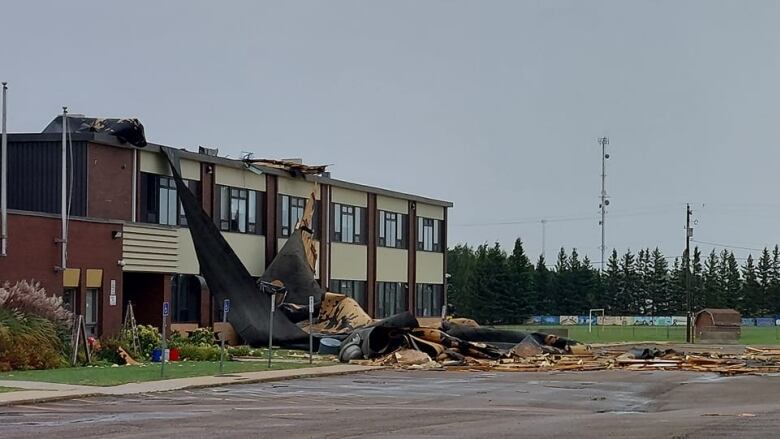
1 369 779 438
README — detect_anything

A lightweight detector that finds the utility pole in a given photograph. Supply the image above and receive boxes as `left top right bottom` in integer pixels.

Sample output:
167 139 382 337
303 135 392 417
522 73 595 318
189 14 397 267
685 203 693 343
598 137 610 271
540 219 547 260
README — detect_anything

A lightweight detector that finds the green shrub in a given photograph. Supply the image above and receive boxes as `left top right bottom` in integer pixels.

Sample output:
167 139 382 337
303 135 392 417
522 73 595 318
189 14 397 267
227 345 251 357
168 330 187 349
136 325 161 360
187 327 216 346
0 308 66 371
177 344 221 361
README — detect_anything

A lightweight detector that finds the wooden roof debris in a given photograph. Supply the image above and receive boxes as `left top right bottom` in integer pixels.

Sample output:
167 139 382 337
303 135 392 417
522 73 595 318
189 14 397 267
351 346 780 376
245 158 328 177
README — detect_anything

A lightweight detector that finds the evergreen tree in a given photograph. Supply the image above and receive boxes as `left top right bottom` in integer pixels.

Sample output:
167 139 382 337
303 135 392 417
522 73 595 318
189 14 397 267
740 255 761 315
648 248 670 315
619 249 638 315
506 239 534 322
757 248 773 316
466 243 510 324
534 255 552 315
446 244 475 317
604 250 622 314
770 246 780 314
702 250 721 308
721 251 741 309
669 257 685 313
550 248 570 315
691 247 704 311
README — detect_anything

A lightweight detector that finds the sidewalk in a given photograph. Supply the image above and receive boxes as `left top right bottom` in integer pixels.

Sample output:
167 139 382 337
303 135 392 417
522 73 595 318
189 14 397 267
0 364 382 406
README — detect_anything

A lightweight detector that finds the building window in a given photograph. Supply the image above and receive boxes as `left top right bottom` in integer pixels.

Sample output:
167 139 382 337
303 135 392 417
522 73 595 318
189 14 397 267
415 284 444 317
333 203 366 244
330 280 367 309
178 180 199 226
376 282 407 318
417 217 443 252
158 176 178 226
216 185 264 234
140 172 200 226
62 288 76 313
172 274 202 323
84 288 99 337
378 211 407 248
280 195 306 237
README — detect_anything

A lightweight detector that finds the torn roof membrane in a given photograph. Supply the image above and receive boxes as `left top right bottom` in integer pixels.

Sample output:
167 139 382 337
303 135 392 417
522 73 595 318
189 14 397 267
42 115 147 147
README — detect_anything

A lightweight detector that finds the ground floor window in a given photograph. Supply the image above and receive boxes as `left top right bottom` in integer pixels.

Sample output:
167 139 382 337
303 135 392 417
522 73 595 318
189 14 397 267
172 274 203 323
415 284 444 317
376 282 407 318
62 288 77 313
330 280 367 309
84 288 99 337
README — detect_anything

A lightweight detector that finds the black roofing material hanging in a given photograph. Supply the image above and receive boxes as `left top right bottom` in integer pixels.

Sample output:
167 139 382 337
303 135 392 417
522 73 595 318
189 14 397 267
160 146 308 345
43 115 147 147
258 229 324 307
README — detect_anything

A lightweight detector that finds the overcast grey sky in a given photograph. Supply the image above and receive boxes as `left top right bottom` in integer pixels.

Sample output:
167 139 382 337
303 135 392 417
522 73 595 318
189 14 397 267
2 0 780 264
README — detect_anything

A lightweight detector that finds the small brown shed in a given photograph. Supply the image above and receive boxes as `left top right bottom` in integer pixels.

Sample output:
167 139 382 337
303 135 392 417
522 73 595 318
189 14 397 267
694 308 741 343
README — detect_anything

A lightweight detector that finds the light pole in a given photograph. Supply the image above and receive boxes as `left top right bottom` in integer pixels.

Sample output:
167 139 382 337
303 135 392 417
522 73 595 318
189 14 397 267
598 137 610 272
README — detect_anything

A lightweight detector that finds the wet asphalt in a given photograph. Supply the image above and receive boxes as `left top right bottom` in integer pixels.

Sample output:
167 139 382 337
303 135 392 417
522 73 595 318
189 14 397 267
1 369 779 438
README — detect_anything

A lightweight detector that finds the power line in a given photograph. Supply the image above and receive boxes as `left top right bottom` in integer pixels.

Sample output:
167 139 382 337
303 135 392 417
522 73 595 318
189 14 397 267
691 239 765 252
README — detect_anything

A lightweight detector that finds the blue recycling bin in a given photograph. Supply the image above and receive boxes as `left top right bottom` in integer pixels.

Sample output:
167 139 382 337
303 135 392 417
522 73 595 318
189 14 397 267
152 348 163 362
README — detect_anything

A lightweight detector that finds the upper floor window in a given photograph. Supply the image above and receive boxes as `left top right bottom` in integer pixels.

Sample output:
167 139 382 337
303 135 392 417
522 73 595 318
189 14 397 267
332 203 366 244
158 176 178 226
378 210 407 248
280 195 306 237
216 185 264 234
140 172 200 226
417 217 443 252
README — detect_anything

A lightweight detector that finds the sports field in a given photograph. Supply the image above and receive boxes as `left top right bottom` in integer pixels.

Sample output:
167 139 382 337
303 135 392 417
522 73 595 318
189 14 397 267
499 325 780 345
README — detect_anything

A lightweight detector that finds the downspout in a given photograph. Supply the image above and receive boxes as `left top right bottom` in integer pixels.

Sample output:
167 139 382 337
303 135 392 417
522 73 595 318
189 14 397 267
1 82 7 256
61 107 68 269
131 148 137 221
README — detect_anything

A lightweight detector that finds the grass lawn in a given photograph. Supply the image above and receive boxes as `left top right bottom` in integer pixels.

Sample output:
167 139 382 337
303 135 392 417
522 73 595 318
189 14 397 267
0 360 335 387
0 386 19 393
498 325 780 345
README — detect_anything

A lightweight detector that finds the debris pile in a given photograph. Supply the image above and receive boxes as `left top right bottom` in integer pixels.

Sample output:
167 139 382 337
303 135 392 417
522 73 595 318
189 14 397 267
163 147 780 376
351 344 780 375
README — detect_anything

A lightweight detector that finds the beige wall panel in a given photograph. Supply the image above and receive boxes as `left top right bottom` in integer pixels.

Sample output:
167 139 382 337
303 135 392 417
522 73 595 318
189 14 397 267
278 177 318 199
215 165 266 190
416 203 444 220
330 243 367 281
376 247 408 282
332 187 367 207
139 150 200 180
377 195 408 214
224 233 266 277
177 228 200 275
416 251 444 284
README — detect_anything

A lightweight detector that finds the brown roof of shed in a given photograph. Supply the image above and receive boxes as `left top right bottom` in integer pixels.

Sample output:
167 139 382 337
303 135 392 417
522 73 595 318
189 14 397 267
695 308 741 326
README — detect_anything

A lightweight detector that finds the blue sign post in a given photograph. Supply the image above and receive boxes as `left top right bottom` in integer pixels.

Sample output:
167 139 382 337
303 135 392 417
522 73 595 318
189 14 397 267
161 301 169 377
219 299 230 373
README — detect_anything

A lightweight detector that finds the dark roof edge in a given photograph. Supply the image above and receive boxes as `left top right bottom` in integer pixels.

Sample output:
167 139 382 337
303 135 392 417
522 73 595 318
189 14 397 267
6 133 453 208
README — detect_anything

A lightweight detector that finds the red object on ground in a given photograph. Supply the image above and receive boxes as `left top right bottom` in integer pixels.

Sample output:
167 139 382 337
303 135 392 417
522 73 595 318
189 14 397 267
169 348 180 361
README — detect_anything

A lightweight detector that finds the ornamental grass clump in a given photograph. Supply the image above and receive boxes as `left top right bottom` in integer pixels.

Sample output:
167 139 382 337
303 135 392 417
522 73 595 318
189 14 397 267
0 281 73 371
